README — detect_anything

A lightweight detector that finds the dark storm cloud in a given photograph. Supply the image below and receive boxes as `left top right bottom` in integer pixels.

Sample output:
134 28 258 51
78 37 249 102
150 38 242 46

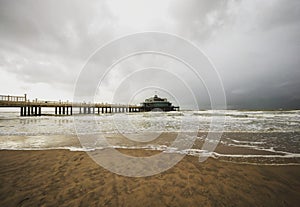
0 0 116 90
169 0 300 109
257 1 300 29
169 0 229 40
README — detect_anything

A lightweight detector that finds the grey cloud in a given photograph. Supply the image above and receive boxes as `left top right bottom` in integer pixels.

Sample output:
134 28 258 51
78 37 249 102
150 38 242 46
0 0 299 109
169 0 300 109
0 0 116 55
256 0 300 30
0 0 116 94
169 0 229 40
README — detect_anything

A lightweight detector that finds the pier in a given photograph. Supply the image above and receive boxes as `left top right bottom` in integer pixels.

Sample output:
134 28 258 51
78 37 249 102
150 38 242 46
0 94 142 116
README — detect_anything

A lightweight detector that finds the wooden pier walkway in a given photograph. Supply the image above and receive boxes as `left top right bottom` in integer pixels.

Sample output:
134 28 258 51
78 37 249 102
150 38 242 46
0 94 142 116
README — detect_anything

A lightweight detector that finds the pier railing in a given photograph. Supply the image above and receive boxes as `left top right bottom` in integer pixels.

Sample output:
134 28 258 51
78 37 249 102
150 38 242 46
0 94 141 107
0 94 145 116
0 94 26 102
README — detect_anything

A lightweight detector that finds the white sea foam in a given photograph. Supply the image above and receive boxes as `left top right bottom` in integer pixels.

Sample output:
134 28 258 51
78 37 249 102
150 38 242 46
230 139 265 145
1 143 300 166
211 152 300 158
1 145 300 159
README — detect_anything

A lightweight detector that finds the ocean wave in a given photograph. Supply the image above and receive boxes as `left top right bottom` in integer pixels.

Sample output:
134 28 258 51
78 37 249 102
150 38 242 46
1 145 299 158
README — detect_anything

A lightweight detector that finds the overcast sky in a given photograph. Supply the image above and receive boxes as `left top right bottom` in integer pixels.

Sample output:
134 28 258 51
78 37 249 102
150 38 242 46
0 0 299 109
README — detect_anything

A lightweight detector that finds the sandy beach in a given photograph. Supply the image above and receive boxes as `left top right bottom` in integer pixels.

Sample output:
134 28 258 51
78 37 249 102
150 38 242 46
0 149 299 207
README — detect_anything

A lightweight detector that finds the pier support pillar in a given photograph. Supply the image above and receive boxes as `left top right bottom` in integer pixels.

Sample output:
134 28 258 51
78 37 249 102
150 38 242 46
20 107 24 116
23 107 27 116
27 106 30 116
70 107 73 115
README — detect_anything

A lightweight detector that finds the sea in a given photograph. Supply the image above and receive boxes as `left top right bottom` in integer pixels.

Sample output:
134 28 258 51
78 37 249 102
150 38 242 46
0 109 299 165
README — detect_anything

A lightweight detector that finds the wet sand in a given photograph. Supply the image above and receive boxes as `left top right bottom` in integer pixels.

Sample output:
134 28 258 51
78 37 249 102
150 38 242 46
0 149 299 207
